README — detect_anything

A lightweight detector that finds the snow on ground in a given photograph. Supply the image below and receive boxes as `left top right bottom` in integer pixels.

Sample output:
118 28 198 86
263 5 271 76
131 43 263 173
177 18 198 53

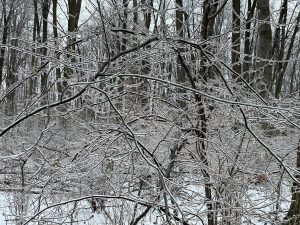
0 180 292 225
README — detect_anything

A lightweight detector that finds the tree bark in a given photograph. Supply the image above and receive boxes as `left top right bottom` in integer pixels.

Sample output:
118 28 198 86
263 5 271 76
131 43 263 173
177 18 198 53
200 0 218 81
231 0 241 81
28 0 41 98
41 0 50 100
243 0 257 83
175 0 186 108
53 0 63 98
286 138 300 224
256 0 272 98
5 21 17 115
289 46 300 94
275 10 300 98
121 0 128 51
63 0 82 94
0 0 11 88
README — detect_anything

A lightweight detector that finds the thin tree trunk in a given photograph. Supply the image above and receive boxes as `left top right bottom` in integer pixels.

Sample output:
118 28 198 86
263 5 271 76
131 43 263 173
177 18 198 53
272 0 287 97
199 2 219 224
285 138 300 224
289 46 300 94
28 0 41 97
275 10 300 98
121 0 128 51
133 0 138 31
6 32 17 115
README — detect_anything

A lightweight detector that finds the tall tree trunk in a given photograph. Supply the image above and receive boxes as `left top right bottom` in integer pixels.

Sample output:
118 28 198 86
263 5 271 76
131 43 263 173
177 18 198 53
63 0 82 96
199 2 219 224
41 0 50 102
142 0 153 31
53 0 62 98
243 0 257 83
5 20 17 115
200 0 218 81
0 0 11 88
175 0 186 108
133 0 138 31
141 0 152 108
121 0 128 51
28 0 41 98
256 0 272 98
67 0 82 58
232 0 241 81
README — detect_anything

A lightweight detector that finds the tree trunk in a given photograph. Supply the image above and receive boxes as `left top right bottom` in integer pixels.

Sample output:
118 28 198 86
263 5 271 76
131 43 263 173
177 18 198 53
231 0 241 81
256 0 272 98
272 0 287 97
243 0 257 83
140 0 153 108
121 0 128 51
289 46 300 94
133 0 138 31
0 0 11 88
275 10 300 98
41 0 50 102
63 0 82 94
28 0 41 98
175 0 186 108
53 0 62 98
6 37 17 115
286 138 300 224
199 2 219 224
200 0 218 81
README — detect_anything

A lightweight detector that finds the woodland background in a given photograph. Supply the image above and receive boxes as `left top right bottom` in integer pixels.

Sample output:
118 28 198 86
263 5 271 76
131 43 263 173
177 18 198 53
0 0 300 224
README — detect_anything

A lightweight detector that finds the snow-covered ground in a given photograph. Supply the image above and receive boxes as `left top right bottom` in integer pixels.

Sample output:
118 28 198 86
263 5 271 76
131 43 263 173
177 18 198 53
0 180 292 225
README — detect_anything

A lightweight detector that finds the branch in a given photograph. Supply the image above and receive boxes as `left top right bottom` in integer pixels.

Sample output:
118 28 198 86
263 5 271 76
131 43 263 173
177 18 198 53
112 74 292 112
111 28 135 35
94 36 159 79
208 0 229 19
159 207 190 225
24 194 153 225
130 205 152 225
0 86 87 137
176 38 300 186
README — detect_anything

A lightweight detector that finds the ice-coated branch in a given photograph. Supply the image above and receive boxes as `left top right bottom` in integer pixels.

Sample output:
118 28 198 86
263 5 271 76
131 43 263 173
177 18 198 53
0 86 87 137
94 36 159 79
24 195 154 225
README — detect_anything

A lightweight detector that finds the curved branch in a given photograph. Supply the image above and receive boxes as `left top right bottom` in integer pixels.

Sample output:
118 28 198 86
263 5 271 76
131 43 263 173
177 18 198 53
112 73 292 112
94 36 159 79
24 194 153 225
208 0 229 19
0 86 87 137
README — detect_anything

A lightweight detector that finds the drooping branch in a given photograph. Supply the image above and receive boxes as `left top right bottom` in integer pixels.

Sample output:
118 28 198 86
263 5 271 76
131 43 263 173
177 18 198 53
24 194 154 225
0 86 87 137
